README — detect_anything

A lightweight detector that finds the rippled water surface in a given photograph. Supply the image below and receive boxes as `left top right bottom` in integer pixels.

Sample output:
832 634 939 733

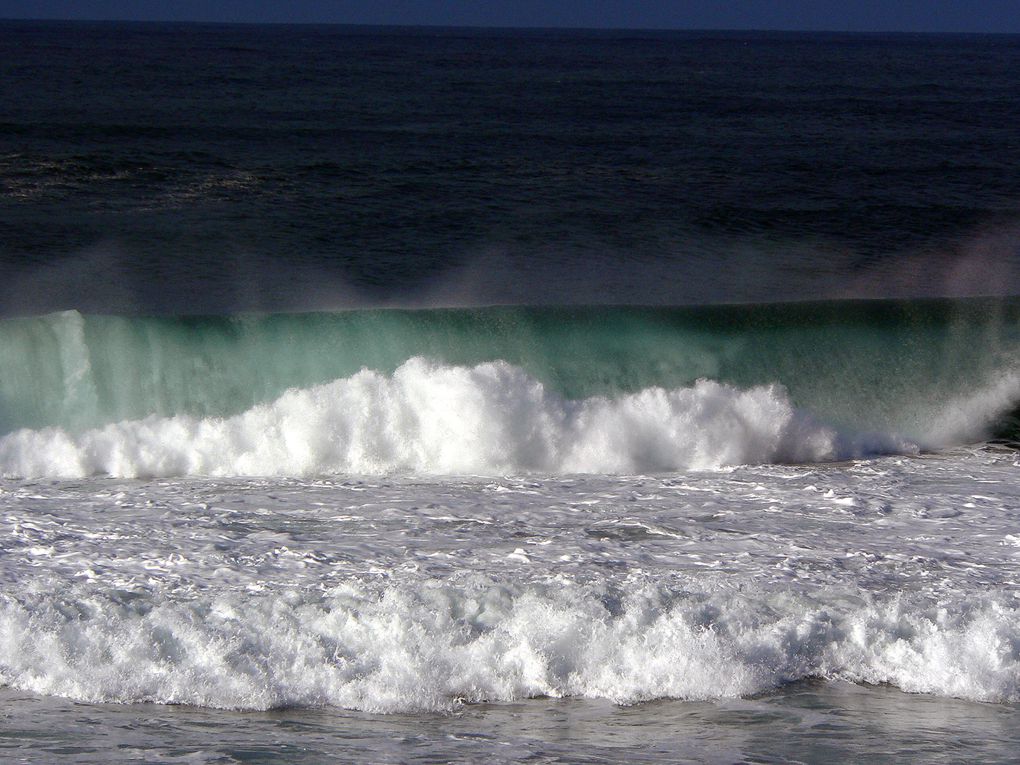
3 683 1020 764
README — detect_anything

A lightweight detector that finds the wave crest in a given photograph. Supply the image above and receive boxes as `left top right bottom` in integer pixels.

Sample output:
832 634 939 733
0 358 912 478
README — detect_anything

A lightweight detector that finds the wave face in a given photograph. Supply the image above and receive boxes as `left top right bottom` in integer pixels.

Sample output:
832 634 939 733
1 299 1018 477
2 581 1017 712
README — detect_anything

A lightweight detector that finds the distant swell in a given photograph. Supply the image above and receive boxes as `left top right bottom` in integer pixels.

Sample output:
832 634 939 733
2 581 1017 711
0 358 914 478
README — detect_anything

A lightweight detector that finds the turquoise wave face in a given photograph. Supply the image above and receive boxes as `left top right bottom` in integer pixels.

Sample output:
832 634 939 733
2 298 1019 442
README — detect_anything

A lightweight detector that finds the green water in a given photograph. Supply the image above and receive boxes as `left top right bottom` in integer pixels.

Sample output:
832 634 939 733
3 298 1019 439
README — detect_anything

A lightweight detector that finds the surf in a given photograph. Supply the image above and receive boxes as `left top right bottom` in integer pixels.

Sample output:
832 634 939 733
0 357 920 478
3 579 1018 712
1 298 1018 477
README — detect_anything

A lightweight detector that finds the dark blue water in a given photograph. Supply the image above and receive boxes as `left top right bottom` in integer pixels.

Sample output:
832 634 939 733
3 22 1020 315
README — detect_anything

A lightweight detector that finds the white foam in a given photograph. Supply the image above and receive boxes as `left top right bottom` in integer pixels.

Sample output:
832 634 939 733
1 583 1017 712
0 358 913 478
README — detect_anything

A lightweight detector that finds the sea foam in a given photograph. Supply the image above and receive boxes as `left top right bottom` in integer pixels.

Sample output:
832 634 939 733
0 358 911 478
1 582 1016 712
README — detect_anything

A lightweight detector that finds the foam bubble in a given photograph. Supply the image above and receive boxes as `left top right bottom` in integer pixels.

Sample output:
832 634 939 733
0 358 913 478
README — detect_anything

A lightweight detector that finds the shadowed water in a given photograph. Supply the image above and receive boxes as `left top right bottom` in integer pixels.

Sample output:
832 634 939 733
3 683 1019 764
3 24 1020 314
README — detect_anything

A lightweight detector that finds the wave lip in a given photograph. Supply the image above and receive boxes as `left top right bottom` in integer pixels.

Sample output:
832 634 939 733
0 358 913 479
1 583 1017 712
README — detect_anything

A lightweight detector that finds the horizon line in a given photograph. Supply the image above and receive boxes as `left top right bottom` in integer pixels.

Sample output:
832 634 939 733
1 17 1018 36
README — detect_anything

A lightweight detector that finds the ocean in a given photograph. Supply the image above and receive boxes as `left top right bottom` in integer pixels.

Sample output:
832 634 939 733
2 21 1020 763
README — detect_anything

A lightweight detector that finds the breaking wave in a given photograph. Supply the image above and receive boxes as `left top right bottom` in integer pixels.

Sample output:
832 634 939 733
0 358 913 478
2 581 1017 712
2 299 1020 477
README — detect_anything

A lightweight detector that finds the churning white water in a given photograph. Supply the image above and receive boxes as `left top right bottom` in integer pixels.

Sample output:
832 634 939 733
3 446 1020 715
0 358 921 479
